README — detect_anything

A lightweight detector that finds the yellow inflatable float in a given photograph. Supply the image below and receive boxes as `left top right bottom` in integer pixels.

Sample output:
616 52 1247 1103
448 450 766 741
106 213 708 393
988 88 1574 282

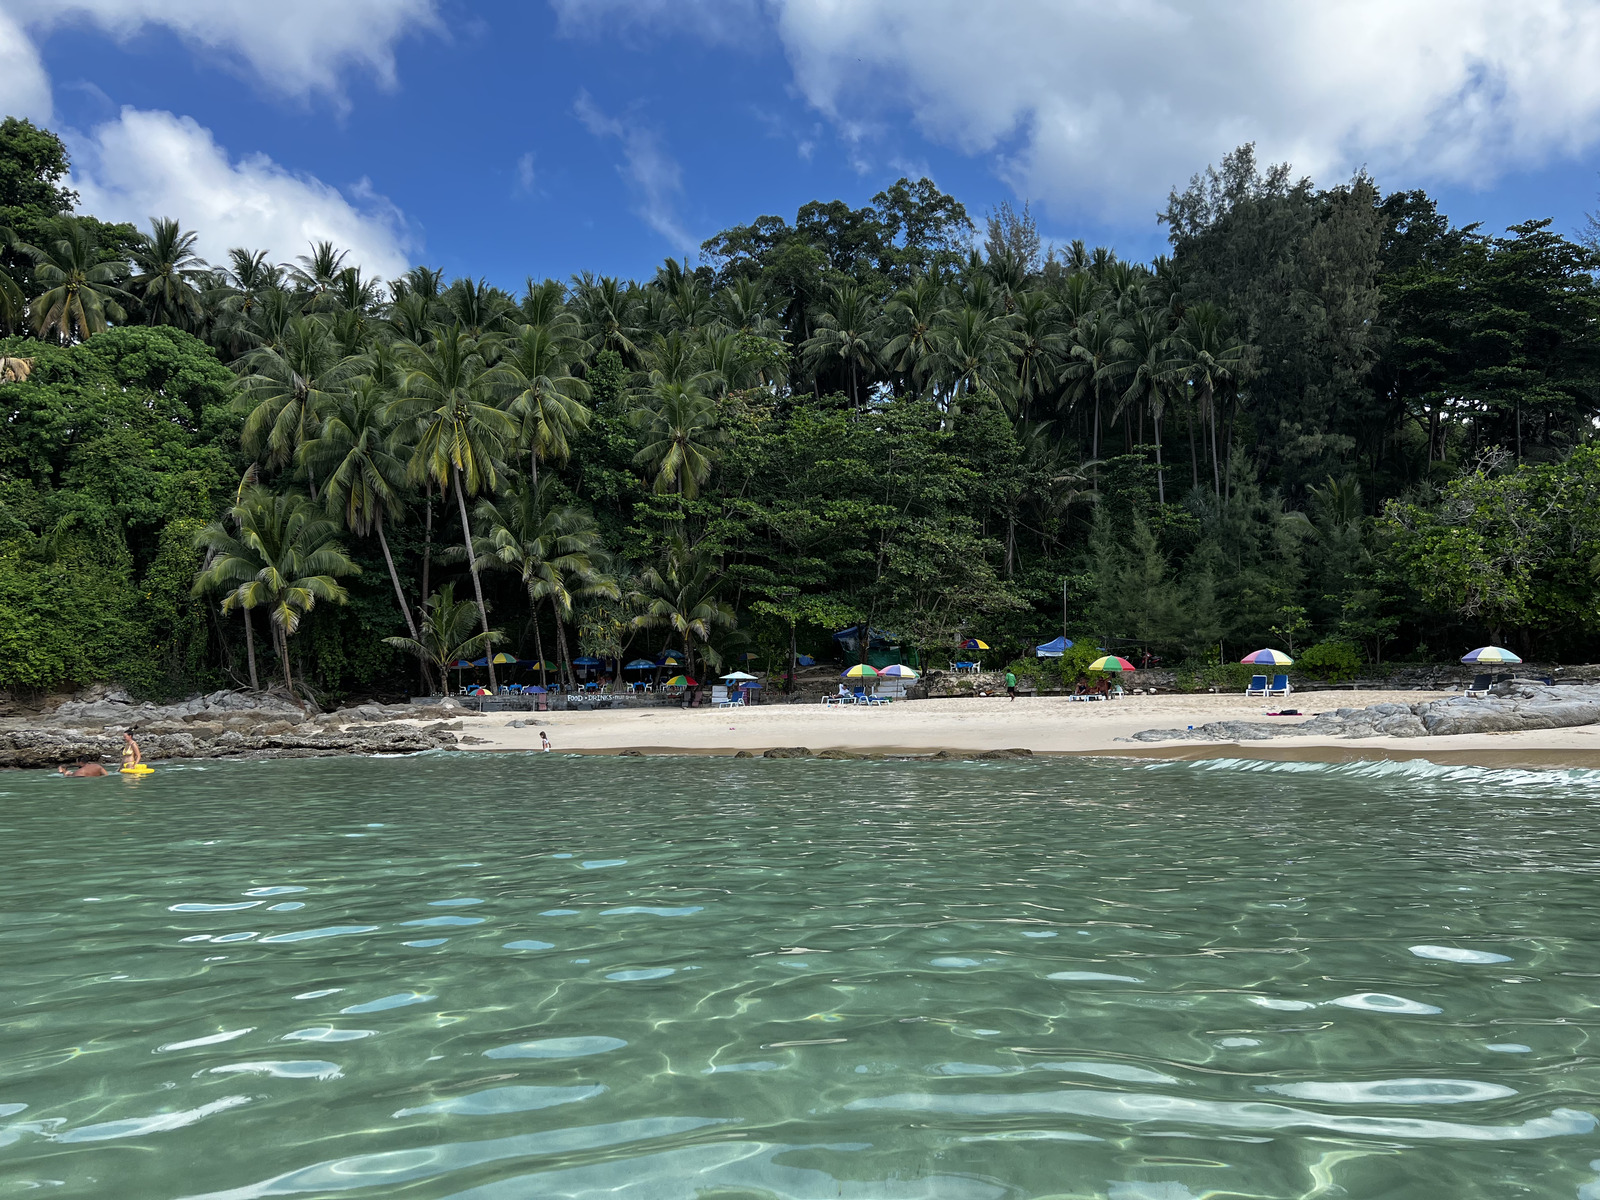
120 764 154 775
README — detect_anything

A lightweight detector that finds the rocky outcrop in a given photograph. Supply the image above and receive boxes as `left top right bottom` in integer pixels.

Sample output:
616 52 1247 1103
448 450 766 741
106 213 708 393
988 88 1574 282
2 692 472 768
1127 683 1600 744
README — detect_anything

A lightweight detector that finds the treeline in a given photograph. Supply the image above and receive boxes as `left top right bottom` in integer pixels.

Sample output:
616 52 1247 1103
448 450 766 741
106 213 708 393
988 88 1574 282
2 118 1598 700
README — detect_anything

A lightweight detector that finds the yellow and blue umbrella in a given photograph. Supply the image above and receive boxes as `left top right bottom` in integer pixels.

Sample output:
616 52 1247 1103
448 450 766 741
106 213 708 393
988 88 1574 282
492 652 519 665
841 664 879 679
1240 648 1293 666
960 638 990 651
1461 646 1521 664
664 674 697 687
878 664 918 679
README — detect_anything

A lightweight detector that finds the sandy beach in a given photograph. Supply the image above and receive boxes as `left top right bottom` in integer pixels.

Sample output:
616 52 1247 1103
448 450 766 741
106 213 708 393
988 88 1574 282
445 690 1600 769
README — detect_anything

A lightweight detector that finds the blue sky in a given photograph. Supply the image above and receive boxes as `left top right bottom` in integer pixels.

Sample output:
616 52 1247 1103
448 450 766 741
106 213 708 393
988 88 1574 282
5 1 1600 288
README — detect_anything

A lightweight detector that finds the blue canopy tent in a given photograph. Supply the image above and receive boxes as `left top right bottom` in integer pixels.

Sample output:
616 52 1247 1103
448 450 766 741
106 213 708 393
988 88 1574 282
1035 636 1074 658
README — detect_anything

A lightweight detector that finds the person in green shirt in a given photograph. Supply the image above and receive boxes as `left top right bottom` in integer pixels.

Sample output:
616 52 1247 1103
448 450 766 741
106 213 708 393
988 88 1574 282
1005 670 1017 700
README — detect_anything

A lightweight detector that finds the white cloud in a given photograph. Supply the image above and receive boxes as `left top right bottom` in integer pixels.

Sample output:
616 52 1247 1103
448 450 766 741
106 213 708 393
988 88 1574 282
574 91 695 252
772 0 1600 212
567 0 1600 218
70 108 413 279
515 151 537 195
5 0 439 101
0 6 52 121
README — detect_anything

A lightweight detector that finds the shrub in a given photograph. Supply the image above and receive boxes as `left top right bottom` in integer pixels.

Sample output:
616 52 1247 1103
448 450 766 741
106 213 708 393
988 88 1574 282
1171 661 1256 693
1297 640 1363 682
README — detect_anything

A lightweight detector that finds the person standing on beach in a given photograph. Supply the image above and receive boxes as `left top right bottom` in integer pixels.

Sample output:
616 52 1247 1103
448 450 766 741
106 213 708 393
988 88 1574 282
540 730 552 752
1006 670 1017 701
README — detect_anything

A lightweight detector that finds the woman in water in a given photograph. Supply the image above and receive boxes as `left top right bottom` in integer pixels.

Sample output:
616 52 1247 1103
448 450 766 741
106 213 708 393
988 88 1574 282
121 732 142 769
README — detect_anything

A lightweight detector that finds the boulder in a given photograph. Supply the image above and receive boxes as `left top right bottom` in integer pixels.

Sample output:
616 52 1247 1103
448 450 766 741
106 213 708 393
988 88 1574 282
763 747 813 759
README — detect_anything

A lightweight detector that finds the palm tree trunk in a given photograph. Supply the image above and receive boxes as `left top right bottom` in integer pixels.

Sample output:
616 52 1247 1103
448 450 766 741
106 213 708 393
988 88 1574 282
421 483 433 606
241 606 260 691
1206 387 1221 499
1153 410 1165 505
376 514 419 642
275 624 293 692
1187 398 1199 490
555 616 575 690
528 587 550 690
452 466 498 692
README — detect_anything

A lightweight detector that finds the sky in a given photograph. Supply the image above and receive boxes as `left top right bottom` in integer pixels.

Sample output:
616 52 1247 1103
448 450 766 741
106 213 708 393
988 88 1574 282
4 1 1600 288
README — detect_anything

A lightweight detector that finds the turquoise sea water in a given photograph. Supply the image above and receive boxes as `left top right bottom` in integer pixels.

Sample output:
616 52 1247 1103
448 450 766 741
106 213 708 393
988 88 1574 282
4 753 1600 1198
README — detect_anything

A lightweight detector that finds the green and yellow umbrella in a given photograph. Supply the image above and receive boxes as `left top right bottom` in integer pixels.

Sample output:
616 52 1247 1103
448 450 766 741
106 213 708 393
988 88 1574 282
1088 655 1136 672
841 664 879 679
492 652 519 665
664 674 697 687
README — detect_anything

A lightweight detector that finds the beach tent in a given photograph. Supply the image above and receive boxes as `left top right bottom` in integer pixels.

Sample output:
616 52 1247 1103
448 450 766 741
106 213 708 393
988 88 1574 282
796 654 816 666
1035 636 1073 657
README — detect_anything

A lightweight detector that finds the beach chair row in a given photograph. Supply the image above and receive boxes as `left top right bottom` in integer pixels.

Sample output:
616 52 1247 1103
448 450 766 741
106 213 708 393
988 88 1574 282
1245 674 1292 697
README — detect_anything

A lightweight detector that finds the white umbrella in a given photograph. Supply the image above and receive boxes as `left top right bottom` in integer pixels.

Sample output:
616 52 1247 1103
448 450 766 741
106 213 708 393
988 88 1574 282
721 670 759 681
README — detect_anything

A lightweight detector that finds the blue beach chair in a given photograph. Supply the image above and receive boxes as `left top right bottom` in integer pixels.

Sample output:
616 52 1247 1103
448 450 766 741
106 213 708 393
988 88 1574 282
1245 674 1268 697
1268 674 1291 697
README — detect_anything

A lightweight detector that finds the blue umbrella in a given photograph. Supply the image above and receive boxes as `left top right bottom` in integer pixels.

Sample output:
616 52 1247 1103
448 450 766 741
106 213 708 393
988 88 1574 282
525 685 548 694
573 656 602 667
624 658 656 670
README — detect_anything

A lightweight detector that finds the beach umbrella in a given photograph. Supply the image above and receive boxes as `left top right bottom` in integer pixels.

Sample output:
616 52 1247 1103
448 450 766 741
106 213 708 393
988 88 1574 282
470 657 490 667
527 660 557 671
450 659 475 669
573 656 602 667
960 638 990 651
841 664 879 679
525 685 548 694
1240 648 1293 666
1461 646 1522 664
722 670 759 681
624 658 656 670
492 652 519 665
664 674 697 687
878 664 919 678
1087 655 1136 672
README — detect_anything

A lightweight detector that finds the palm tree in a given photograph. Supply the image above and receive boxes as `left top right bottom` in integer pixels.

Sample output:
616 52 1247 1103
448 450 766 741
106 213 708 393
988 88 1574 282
1108 308 1183 503
630 535 736 682
236 315 361 483
0 226 28 336
288 241 349 308
881 275 945 399
129 217 207 328
1064 308 1118 459
571 272 644 362
383 583 502 696
193 488 359 692
1176 301 1250 499
1008 289 1066 419
475 481 616 689
935 303 1018 401
803 282 879 408
497 322 592 483
632 380 721 500
299 377 423 663
20 218 130 342
390 324 516 690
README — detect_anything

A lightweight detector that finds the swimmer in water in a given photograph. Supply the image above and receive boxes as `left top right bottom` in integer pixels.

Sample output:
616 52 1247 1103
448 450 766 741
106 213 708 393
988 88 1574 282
121 732 142 770
58 762 109 777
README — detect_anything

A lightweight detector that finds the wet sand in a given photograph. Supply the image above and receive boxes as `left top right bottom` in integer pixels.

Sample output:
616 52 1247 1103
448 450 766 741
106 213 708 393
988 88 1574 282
438 690 1600 769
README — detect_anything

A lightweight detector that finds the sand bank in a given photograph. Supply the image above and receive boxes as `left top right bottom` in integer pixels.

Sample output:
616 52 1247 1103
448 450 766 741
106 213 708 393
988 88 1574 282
441 690 1600 770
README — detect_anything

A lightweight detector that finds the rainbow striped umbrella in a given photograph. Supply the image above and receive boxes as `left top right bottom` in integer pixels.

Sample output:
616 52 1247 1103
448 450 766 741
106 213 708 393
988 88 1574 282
492 652 519 664
841 664 879 679
1461 646 1521 664
1088 655 1136 672
878 664 919 679
664 675 697 687
1240 648 1294 666
960 638 990 651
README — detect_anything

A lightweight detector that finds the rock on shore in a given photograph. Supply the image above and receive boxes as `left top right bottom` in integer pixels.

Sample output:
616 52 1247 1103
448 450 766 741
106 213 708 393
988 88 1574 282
2 690 470 768
1126 683 1600 744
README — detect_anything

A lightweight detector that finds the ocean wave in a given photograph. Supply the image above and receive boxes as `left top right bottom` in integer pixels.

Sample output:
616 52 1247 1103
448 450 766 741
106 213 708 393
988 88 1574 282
1143 756 1600 788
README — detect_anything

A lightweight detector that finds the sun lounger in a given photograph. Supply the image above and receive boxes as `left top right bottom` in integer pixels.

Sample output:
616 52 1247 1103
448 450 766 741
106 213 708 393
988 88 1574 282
1245 674 1268 697
1267 674 1291 697
1465 674 1492 697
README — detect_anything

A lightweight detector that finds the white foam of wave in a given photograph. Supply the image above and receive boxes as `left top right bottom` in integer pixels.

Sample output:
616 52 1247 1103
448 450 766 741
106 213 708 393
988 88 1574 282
1410 945 1513 964
1263 1078 1516 1104
1151 757 1600 789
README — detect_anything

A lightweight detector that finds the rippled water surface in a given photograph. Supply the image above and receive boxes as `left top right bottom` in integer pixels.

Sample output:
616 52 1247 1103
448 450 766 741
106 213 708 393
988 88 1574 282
5 753 1600 1198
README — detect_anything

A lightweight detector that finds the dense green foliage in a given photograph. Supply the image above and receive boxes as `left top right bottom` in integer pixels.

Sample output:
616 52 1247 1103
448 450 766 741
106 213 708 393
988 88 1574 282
2 121 1598 699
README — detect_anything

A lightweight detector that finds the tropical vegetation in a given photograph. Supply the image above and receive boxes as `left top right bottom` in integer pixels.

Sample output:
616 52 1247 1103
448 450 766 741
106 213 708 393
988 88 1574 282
3 116 1600 700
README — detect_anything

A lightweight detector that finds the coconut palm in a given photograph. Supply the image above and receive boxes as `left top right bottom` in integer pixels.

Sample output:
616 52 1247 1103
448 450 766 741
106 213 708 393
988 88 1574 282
802 282 879 408
20 218 130 342
1176 301 1250 498
630 535 735 681
498 322 592 483
193 488 358 692
129 217 207 328
0 226 28 335
475 480 616 689
288 241 349 307
383 583 502 696
632 380 721 500
1063 308 1119 459
935 302 1019 400
390 324 516 689
299 377 422 660
1008 289 1067 419
1108 307 1183 503
571 272 644 361
235 315 362 482
881 275 945 399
